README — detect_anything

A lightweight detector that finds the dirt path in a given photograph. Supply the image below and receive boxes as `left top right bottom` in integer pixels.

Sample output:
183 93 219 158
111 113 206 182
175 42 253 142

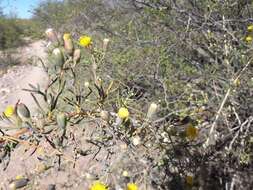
0 40 49 114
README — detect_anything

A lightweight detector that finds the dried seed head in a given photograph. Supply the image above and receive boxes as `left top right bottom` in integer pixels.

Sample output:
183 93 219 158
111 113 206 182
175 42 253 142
45 28 58 43
103 38 110 51
100 110 110 121
147 102 158 120
132 136 141 146
73 49 81 63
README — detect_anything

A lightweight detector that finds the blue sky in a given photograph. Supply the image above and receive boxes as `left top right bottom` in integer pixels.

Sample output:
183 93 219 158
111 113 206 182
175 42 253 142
1 0 41 18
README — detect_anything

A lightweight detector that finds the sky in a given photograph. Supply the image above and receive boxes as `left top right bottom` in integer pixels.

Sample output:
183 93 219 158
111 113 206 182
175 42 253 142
1 0 41 18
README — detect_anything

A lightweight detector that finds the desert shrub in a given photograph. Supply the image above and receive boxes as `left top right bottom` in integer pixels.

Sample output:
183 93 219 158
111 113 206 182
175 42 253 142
0 16 40 49
0 17 23 49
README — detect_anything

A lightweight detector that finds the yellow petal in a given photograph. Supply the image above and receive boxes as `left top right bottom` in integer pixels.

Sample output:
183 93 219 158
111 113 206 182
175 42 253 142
245 36 252 43
79 35 92 47
118 107 129 119
4 105 15 118
90 181 108 190
127 183 138 190
247 25 253 32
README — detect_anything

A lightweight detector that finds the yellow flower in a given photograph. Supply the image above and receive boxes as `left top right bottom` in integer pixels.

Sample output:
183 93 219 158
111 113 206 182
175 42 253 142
127 183 138 190
90 181 108 190
15 175 24 180
4 105 15 117
233 78 240 87
63 33 71 40
186 175 194 186
118 107 129 119
186 125 198 140
79 35 92 47
248 24 253 32
245 36 253 43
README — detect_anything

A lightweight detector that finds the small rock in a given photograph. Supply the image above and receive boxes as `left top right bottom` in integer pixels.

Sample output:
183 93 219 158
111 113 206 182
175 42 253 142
47 184 56 190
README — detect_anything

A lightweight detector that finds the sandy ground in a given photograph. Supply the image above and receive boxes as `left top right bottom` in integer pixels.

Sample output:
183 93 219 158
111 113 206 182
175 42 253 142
0 40 49 114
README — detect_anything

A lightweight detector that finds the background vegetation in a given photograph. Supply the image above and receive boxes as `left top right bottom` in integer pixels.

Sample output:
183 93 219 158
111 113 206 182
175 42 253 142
1 0 253 189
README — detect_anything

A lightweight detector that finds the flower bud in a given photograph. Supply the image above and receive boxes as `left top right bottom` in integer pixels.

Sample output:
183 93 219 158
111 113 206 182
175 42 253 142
56 112 67 129
9 178 29 190
146 103 158 120
63 33 74 55
233 78 240 87
52 48 64 67
45 28 59 44
84 81 90 88
16 103 30 121
103 38 110 51
132 135 141 146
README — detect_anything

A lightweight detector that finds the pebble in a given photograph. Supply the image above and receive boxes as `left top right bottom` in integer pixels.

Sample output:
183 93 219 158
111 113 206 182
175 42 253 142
0 88 9 94
47 184 56 190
